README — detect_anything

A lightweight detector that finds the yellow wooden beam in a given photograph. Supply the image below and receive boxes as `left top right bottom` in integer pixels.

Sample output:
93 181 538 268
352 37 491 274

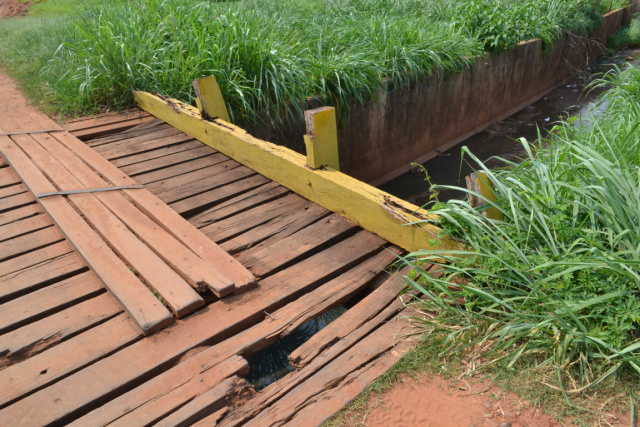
134 91 459 253
304 107 340 170
192 76 230 122
475 172 502 220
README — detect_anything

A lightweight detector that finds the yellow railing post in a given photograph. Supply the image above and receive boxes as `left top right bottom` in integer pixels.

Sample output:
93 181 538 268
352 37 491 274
192 76 231 123
303 107 340 171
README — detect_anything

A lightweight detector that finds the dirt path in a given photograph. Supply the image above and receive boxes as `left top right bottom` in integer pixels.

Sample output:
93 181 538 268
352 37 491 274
0 0 33 18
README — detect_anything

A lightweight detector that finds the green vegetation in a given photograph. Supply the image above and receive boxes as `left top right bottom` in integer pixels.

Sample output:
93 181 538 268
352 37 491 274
0 0 614 125
405 64 640 398
609 13 640 49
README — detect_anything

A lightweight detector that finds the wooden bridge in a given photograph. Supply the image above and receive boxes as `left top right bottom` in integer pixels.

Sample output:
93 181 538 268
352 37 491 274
0 76 447 426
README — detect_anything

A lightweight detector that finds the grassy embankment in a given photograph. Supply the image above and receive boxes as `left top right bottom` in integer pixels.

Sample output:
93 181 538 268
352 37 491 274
0 0 620 125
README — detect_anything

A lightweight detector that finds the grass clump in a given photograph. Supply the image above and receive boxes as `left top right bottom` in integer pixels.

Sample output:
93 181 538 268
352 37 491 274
404 63 640 398
609 14 640 49
1 0 612 128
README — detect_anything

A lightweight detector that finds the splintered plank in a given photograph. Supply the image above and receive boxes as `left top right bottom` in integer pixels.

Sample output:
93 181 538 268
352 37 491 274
96 130 194 160
221 202 330 255
289 267 412 368
0 314 142 409
0 192 34 213
51 129 256 291
0 203 43 227
0 293 123 369
0 214 52 243
133 153 230 185
11 132 207 313
172 174 271 217
0 231 385 427
119 144 217 176
233 313 416 427
0 271 104 335
85 119 168 148
112 140 203 170
0 134 173 335
0 240 73 278
188 181 287 227
0 226 64 262
202 194 308 243
190 408 229 427
239 213 357 277
0 251 87 303
69 116 155 140
65 247 396 427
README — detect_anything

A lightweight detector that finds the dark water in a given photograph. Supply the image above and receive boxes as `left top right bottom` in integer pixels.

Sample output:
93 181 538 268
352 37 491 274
378 52 640 206
246 305 347 391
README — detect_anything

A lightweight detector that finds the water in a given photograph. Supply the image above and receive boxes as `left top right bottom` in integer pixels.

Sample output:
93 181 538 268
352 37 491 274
245 305 347 391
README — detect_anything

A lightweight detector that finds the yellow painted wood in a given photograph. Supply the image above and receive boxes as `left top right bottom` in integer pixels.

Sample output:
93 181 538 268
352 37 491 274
134 91 459 253
304 107 340 170
475 172 502 220
192 76 230 122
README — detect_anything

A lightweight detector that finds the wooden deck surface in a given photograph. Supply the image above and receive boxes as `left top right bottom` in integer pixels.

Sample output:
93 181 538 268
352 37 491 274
0 108 419 427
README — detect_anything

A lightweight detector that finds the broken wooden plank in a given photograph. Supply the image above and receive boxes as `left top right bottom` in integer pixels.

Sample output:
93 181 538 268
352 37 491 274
190 408 229 427
239 213 357 277
0 271 104 335
51 129 256 291
0 232 385 427
133 153 230 185
0 314 142 409
85 120 172 148
112 140 203 170
0 293 123 369
0 214 52 243
69 356 248 427
64 247 397 427
0 226 64 263
0 203 43 227
0 134 174 335
64 110 151 133
12 132 208 313
96 130 194 160
0 251 86 303
71 116 156 141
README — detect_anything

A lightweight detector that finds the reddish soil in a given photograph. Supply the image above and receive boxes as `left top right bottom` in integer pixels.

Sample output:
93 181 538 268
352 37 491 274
342 373 631 427
0 0 32 18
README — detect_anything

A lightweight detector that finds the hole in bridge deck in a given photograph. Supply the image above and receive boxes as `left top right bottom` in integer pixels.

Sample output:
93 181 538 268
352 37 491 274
245 305 347 391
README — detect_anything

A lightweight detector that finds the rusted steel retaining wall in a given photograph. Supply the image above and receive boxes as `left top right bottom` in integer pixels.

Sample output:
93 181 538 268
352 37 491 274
255 4 638 184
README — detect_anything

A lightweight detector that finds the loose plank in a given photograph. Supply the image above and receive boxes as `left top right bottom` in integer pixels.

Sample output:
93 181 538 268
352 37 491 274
52 129 256 291
0 240 73 278
95 128 191 159
111 140 203 170
0 293 123 369
64 246 396 427
119 144 215 176
0 203 43 227
64 110 151 133
0 314 142 408
71 116 156 140
0 271 104 335
0 134 173 335
133 153 230 185
0 226 64 263
13 132 207 313
0 166 21 188
0 214 52 243
0 231 385 427
0 251 86 303
85 119 169 148
0 183 27 199
0 192 34 213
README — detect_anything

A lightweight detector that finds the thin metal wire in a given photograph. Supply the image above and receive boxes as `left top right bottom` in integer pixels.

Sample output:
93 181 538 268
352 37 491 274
37 185 144 198
0 129 66 137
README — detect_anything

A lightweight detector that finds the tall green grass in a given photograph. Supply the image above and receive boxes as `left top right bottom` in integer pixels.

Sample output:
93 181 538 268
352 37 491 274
0 0 610 126
405 64 640 392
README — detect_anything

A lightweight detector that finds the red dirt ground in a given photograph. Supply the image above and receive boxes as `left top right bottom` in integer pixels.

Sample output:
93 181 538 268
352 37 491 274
0 0 32 18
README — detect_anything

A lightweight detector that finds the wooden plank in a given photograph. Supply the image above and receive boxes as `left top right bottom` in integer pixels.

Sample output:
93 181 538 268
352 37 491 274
0 166 21 188
0 271 104 335
0 251 86 303
193 76 231 122
12 132 207 314
64 110 151 132
0 240 73 278
289 268 412 368
118 144 215 175
65 248 397 427
239 213 357 277
202 194 308 243
0 214 52 243
69 357 248 427
85 119 170 148
0 192 34 213
152 377 246 427
188 181 287 227
0 183 27 199
0 314 141 408
51 130 256 291
133 153 230 185
95 128 192 159
71 116 156 140
111 140 203 170
135 91 456 253
190 408 228 427
304 107 339 170
171 174 271 217
0 226 64 262
0 203 43 227
233 313 416 427
221 202 330 255
0 293 123 369
0 134 174 335
0 231 385 427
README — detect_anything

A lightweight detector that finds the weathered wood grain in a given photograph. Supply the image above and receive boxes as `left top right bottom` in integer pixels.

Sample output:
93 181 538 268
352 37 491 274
0 226 64 262
0 214 52 243
0 203 43 227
